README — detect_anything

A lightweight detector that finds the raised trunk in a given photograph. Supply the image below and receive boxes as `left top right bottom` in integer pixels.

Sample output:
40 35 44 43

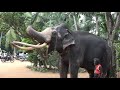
26 26 53 44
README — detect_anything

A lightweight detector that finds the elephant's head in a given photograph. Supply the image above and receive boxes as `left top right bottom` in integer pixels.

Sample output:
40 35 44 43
12 23 75 53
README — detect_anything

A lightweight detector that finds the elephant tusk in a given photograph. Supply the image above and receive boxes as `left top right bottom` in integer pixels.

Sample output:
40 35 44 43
12 41 48 48
14 45 35 50
11 42 35 50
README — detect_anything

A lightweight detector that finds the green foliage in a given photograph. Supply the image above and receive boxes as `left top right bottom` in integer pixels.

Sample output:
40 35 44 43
114 43 120 64
28 50 87 73
5 27 17 48
47 51 60 68
27 50 60 72
27 51 39 63
115 43 120 56
21 38 34 44
27 65 48 72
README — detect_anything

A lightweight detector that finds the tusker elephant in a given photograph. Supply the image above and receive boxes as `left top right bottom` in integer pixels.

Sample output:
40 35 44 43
12 23 112 78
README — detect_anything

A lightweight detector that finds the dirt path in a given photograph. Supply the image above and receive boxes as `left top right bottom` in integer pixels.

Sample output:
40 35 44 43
0 60 89 78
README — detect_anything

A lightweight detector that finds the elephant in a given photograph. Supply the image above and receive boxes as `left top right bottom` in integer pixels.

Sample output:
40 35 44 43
12 23 112 78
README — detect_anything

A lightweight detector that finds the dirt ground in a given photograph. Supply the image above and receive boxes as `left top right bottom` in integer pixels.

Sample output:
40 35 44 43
0 60 89 78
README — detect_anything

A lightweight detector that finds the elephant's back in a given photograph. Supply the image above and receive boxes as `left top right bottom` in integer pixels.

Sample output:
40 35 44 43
72 31 107 48
73 31 106 42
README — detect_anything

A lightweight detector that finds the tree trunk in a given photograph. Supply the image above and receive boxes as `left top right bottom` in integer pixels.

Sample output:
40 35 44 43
37 49 48 69
33 59 38 67
0 32 2 55
105 12 120 78
73 13 78 31
30 12 39 25
0 32 3 48
42 60 48 69
105 12 115 77
95 14 99 36
13 47 16 60
116 50 119 78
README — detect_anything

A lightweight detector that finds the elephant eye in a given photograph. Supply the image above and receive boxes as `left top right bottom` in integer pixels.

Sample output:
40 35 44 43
60 33 68 40
64 33 68 38
52 31 57 37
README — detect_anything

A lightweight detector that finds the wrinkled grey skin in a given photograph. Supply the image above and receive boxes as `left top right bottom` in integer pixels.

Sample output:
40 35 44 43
27 23 112 78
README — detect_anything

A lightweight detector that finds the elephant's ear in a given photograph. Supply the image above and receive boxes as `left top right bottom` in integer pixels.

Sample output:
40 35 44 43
62 30 75 50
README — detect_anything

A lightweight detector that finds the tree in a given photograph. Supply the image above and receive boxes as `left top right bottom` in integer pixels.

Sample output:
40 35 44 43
105 12 120 77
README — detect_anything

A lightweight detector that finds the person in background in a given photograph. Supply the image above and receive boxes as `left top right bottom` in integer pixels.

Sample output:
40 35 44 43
94 58 103 78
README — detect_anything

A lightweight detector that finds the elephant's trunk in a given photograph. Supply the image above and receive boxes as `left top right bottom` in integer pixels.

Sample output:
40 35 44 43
26 26 53 44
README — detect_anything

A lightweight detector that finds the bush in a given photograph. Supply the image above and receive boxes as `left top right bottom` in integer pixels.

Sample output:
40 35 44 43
27 49 60 72
47 51 60 69
27 51 39 67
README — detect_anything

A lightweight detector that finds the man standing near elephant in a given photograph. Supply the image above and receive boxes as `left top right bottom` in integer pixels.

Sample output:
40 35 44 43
94 58 103 78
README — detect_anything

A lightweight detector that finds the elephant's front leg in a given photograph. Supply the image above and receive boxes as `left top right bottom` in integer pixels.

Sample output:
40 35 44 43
59 60 69 78
69 62 79 78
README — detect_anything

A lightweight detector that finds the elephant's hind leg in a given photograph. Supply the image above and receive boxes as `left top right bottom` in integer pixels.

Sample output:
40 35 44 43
87 70 94 78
